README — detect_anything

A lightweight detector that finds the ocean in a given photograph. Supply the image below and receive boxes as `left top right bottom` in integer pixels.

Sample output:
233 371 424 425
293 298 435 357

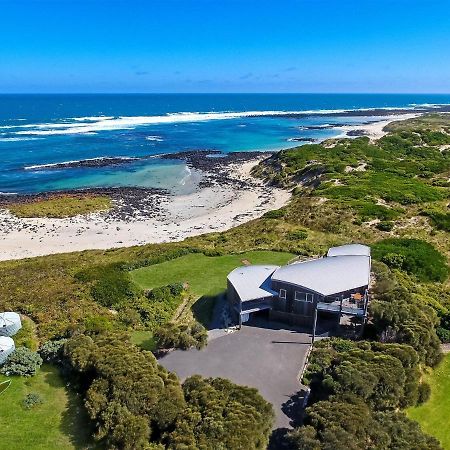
1 93 449 195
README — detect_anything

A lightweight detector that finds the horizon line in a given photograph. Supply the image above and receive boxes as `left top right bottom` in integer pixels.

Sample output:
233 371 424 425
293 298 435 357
1 92 450 95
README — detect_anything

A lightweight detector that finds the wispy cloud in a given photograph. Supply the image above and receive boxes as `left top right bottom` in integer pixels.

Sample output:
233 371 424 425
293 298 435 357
135 71 148 76
239 72 253 80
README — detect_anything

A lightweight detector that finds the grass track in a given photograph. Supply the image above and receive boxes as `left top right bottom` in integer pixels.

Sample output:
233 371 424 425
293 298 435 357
407 354 450 449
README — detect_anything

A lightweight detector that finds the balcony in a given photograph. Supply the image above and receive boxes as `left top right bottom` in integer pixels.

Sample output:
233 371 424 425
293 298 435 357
317 294 367 317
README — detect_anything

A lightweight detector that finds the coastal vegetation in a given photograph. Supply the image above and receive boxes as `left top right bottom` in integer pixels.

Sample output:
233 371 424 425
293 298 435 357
7 193 111 218
0 114 449 448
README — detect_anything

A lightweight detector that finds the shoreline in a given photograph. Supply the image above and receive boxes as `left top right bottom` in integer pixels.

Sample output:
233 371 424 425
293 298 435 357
0 112 423 261
0 154 290 261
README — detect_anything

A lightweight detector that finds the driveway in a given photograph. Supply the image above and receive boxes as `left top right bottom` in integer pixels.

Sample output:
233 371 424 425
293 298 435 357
159 318 311 429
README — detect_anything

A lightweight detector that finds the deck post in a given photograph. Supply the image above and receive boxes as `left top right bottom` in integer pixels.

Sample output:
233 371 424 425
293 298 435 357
312 307 318 344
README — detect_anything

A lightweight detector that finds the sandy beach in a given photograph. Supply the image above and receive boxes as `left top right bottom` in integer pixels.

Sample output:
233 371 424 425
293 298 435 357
334 113 421 140
0 156 290 260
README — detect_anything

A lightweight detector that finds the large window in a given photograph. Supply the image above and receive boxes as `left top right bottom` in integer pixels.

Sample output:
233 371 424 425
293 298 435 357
279 289 286 299
295 291 314 303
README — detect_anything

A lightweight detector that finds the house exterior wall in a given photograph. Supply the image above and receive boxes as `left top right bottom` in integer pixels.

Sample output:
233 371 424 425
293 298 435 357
227 274 369 328
227 279 241 324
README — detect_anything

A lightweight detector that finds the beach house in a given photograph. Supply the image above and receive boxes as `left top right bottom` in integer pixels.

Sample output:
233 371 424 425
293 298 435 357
227 244 371 334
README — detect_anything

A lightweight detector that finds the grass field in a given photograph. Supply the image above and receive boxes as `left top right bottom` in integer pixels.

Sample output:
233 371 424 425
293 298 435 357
407 354 450 449
131 250 294 296
0 364 94 450
130 330 158 351
8 195 111 218
130 251 294 325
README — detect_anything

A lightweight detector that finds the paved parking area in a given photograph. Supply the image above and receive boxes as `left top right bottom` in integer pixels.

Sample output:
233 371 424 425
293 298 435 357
159 319 311 429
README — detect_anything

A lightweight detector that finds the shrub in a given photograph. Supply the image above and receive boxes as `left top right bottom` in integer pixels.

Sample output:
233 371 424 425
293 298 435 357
417 382 431 404
167 376 274 449
64 333 186 449
376 221 394 232
75 263 139 308
287 229 308 240
39 338 67 363
436 327 450 343
372 238 449 282
381 253 406 269
155 321 207 350
125 284 185 331
23 392 43 409
0 347 43 377
264 209 285 219
83 315 114 335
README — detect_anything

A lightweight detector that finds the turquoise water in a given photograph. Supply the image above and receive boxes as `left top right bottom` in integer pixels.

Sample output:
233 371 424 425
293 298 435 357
0 93 449 194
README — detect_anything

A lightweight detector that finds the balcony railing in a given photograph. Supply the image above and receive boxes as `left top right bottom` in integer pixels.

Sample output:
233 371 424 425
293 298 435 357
317 295 367 317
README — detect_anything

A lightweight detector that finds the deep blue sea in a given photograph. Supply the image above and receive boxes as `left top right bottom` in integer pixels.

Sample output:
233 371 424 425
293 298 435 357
1 93 450 194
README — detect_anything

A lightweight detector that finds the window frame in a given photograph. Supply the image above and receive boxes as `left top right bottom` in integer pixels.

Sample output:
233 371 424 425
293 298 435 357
279 289 286 299
294 291 314 303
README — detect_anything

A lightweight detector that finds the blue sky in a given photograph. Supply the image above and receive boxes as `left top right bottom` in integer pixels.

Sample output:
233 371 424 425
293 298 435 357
1 0 450 93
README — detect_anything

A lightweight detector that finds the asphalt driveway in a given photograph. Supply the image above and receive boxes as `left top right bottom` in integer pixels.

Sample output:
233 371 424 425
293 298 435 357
159 318 311 429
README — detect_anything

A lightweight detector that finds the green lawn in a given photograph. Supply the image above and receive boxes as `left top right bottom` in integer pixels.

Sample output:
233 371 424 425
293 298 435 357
407 354 450 449
130 330 157 352
130 251 294 325
0 364 94 450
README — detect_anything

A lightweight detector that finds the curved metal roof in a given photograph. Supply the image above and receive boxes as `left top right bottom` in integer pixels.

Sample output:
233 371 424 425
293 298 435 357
227 265 279 302
327 244 371 257
272 255 370 296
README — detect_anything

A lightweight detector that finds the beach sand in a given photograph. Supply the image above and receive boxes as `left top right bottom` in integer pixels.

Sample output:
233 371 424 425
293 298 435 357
0 158 290 261
335 113 421 140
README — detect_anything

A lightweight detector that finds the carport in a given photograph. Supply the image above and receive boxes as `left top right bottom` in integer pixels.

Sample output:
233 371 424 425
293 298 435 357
227 265 279 326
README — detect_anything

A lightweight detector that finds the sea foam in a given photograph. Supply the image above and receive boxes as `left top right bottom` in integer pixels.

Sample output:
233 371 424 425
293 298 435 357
4 104 448 137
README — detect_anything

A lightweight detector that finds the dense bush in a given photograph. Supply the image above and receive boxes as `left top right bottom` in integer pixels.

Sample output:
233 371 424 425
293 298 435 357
423 210 450 232
39 338 67 363
372 238 449 282
376 220 394 232
63 332 272 449
155 321 207 350
303 339 421 409
417 382 432 404
167 375 274 449
287 229 308 240
122 284 185 331
264 209 285 219
23 392 44 409
0 347 43 377
75 262 140 308
64 333 185 449
287 398 441 450
370 287 442 367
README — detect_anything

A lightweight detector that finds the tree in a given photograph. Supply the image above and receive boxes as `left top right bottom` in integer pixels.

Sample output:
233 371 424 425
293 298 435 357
287 399 442 450
167 376 274 450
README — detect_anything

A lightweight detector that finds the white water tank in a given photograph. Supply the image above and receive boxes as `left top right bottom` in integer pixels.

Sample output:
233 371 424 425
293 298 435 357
0 312 22 337
0 336 15 365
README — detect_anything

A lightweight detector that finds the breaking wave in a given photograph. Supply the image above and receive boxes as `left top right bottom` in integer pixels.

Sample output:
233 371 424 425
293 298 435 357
1 103 448 137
